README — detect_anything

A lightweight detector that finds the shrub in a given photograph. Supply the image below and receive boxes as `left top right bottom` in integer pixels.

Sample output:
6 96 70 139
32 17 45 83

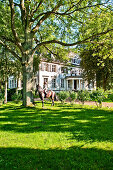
90 89 105 107
33 90 39 98
0 92 4 105
58 91 69 103
69 91 77 103
11 93 22 103
0 93 3 99
108 93 113 102
77 90 90 104
7 88 16 101
7 89 23 101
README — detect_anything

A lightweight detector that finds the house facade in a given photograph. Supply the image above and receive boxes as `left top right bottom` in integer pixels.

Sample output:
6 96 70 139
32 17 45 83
35 53 96 92
8 53 96 91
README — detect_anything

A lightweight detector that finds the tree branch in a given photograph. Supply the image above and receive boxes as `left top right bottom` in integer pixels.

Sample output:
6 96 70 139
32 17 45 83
43 45 59 58
20 0 26 26
9 0 23 54
32 11 49 22
32 28 113 54
31 0 43 17
54 2 109 16
0 40 22 62
31 1 62 33
1 36 16 44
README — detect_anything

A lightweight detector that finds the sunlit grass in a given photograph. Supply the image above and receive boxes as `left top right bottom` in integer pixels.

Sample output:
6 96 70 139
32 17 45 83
0 101 113 169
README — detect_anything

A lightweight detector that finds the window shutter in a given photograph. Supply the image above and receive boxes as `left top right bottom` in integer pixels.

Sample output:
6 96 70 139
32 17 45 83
41 63 44 71
55 65 57 72
47 64 49 72
49 64 52 72
48 64 50 72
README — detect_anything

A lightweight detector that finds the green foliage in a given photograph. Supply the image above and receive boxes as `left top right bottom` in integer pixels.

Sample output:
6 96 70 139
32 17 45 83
108 93 113 102
101 89 113 102
7 88 16 101
33 55 40 73
77 90 90 104
0 92 4 105
0 0 113 106
80 48 113 90
33 90 39 99
69 91 77 102
0 92 4 99
90 89 105 107
11 93 22 103
58 91 69 103
78 6 113 90
0 48 22 86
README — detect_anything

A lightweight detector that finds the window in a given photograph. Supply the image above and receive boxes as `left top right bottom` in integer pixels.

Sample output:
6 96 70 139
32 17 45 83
61 79 64 88
14 80 17 88
9 80 12 88
72 58 81 65
52 79 56 88
88 81 94 89
12 80 14 88
41 63 50 72
82 81 85 89
41 63 44 71
9 78 17 89
52 65 56 72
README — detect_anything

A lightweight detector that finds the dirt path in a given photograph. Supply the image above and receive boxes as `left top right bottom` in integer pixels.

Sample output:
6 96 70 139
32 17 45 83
35 98 113 108
75 101 113 108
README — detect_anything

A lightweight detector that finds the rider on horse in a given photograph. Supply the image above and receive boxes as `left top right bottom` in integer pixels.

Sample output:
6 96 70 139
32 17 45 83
36 83 56 107
43 81 48 98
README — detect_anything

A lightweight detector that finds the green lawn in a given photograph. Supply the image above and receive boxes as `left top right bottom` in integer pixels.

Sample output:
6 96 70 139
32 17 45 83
0 101 113 170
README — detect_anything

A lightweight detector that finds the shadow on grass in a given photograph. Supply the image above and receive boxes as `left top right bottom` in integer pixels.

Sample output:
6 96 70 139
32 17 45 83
0 102 113 143
0 146 113 170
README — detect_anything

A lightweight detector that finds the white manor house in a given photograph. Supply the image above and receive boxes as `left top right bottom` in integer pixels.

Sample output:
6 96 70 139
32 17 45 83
8 53 96 92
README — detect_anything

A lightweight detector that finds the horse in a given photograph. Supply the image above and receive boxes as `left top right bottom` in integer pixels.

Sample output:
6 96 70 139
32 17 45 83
35 84 56 107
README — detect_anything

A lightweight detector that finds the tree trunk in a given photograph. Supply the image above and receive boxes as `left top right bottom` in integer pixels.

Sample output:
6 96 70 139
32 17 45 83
16 78 19 94
102 72 109 91
22 24 35 106
22 56 34 106
4 79 7 104
103 78 107 91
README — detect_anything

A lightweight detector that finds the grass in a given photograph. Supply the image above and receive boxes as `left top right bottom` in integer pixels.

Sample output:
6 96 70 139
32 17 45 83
0 101 113 170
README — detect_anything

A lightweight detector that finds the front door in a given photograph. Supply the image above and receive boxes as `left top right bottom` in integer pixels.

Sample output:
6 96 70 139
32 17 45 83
74 80 77 90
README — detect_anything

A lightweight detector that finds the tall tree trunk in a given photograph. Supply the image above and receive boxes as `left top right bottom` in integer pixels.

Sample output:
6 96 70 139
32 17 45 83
103 78 107 91
4 79 7 104
22 56 34 106
103 72 109 91
22 23 35 106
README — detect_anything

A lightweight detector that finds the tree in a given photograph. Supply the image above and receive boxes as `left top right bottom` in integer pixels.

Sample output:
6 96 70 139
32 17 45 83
0 46 22 103
80 48 113 90
0 0 113 106
78 5 113 90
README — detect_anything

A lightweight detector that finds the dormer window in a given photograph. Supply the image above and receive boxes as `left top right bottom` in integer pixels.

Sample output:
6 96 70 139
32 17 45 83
72 57 81 65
